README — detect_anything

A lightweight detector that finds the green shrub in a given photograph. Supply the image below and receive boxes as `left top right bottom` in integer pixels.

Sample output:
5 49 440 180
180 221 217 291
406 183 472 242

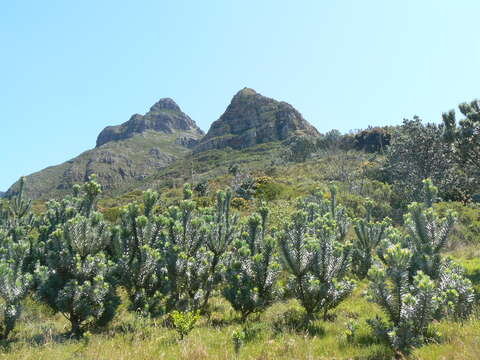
223 207 280 321
231 197 248 210
170 310 200 340
0 178 36 340
113 190 169 316
368 180 475 353
278 210 355 321
36 177 119 337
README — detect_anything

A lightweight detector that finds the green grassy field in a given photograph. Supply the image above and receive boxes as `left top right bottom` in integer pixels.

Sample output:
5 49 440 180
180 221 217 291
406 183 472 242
3 272 479 360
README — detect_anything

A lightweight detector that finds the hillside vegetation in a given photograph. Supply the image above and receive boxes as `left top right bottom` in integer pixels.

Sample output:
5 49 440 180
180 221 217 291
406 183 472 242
0 96 479 359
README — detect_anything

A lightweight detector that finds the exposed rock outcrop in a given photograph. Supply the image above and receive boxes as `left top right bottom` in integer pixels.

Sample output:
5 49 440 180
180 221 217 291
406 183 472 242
6 99 204 199
96 98 203 147
195 88 319 152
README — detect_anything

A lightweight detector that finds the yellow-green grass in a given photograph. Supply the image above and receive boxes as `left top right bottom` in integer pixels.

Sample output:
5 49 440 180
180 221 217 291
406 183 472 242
2 277 480 360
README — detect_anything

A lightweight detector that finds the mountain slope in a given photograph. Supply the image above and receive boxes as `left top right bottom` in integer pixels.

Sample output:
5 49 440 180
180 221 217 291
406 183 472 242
6 99 204 199
96 98 202 147
195 88 320 152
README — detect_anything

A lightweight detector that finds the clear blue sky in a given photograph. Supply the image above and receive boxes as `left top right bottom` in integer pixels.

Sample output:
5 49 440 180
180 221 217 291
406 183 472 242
1 1 480 190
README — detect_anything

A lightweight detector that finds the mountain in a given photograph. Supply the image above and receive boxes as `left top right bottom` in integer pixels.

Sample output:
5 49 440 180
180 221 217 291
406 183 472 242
6 99 204 200
0 191 4 198
96 98 203 147
194 88 319 152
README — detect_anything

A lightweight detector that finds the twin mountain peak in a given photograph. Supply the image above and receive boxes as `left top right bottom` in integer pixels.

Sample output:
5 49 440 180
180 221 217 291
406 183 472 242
96 88 319 150
7 88 320 199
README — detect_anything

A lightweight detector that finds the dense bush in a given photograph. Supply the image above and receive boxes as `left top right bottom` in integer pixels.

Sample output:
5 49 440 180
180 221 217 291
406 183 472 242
382 117 461 207
36 177 119 337
368 180 475 353
353 126 391 153
113 189 169 316
223 207 280 321
443 99 480 197
278 208 355 320
0 179 34 340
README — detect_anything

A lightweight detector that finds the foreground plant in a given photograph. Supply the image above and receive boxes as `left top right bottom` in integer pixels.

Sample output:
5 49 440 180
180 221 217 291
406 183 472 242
0 178 35 340
368 242 444 352
0 237 33 340
163 186 237 312
368 182 474 353
352 200 391 279
171 310 200 340
279 210 355 321
223 207 280 321
37 178 119 337
114 189 169 316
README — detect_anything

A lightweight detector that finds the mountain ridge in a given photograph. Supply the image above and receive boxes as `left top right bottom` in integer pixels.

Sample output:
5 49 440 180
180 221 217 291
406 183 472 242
6 99 203 199
194 88 320 152
96 98 203 147
6 88 321 200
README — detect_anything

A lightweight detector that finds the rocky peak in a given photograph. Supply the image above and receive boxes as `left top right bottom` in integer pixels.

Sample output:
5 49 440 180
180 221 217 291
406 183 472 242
194 88 319 152
149 98 181 112
232 87 258 100
96 98 204 147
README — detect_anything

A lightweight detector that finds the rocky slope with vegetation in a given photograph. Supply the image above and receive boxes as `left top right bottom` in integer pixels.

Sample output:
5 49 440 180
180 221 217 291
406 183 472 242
5 99 204 200
6 89 322 201
194 88 320 152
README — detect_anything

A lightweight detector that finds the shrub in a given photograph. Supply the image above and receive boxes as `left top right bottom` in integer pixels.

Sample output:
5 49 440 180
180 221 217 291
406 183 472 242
223 207 280 321
352 200 391 278
368 180 475 352
162 187 238 312
231 197 248 210
0 178 35 340
171 310 200 340
36 177 119 337
194 180 209 197
278 210 355 320
368 246 444 353
0 238 33 340
113 189 169 316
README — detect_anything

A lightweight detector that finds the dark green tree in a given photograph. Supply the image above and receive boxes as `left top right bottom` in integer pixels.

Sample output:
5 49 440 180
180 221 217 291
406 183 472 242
383 118 461 207
443 99 480 199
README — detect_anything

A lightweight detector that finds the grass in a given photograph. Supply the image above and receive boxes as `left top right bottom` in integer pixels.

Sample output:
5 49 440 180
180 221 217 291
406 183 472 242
2 270 480 360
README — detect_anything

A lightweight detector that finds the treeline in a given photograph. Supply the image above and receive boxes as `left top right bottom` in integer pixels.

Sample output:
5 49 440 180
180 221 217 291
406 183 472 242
0 175 475 354
286 99 480 206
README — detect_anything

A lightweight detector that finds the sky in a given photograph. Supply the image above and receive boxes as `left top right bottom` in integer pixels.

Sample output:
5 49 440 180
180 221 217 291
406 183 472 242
1 1 480 190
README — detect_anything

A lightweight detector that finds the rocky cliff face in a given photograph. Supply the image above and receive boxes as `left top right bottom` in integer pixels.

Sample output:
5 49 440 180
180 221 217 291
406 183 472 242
195 88 319 152
97 98 203 147
6 99 204 200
